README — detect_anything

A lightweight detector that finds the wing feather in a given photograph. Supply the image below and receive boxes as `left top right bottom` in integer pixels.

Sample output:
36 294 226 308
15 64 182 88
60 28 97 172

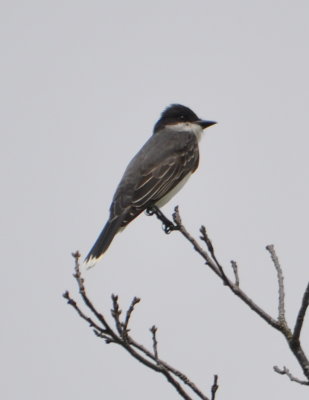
132 159 179 206
110 130 199 226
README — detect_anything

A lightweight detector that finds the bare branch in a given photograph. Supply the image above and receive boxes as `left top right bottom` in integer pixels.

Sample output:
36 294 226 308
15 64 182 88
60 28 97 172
231 261 240 287
123 296 141 332
64 252 213 400
129 338 210 399
200 225 214 254
211 375 219 400
111 294 123 336
150 325 159 362
172 207 221 277
63 291 108 337
274 366 309 386
172 209 281 330
200 226 222 276
71 252 118 342
266 245 287 327
67 205 309 398
293 283 309 343
167 208 309 385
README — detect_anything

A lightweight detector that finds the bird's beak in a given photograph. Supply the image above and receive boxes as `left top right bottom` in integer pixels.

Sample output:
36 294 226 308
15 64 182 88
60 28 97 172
196 120 217 129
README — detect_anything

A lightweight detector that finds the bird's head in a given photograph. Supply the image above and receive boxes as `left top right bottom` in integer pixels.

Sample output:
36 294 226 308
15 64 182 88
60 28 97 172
153 104 217 134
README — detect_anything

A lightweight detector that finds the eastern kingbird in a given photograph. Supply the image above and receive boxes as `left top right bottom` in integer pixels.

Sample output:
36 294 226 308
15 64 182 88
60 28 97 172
84 104 216 267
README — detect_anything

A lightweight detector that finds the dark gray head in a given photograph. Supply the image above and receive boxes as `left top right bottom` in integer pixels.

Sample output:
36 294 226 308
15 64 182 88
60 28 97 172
153 104 216 133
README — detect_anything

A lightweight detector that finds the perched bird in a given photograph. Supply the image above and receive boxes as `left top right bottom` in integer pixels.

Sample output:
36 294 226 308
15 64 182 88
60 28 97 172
84 104 216 267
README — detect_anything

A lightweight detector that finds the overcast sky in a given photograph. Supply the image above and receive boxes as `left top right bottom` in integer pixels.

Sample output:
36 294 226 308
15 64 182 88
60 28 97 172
1 1 309 399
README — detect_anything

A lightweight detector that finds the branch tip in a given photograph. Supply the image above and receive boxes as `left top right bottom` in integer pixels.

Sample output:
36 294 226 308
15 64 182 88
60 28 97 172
65 208 309 397
211 375 219 400
150 325 159 361
230 260 240 287
71 250 81 259
172 205 181 226
266 244 287 327
199 225 214 253
274 366 309 385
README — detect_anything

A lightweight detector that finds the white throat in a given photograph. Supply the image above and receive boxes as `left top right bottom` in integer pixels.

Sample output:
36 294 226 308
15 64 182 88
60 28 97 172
167 122 203 142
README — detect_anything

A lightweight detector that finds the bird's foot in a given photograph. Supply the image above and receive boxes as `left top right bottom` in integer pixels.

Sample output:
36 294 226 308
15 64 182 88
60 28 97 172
145 207 155 216
146 205 179 234
162 219 179 234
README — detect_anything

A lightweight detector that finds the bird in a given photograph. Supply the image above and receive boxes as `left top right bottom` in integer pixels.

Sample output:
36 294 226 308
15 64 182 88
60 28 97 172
84 104 216 268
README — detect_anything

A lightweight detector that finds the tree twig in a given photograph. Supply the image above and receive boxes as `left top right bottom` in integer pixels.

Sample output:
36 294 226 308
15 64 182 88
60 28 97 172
211 375 219 400
230 261 240 287
172 208 281 330
293 283 309 344
150 325 159 362
169 207 309 385
266 244 287 327
273 366 309 386
64 252 214 400
123 296 140 333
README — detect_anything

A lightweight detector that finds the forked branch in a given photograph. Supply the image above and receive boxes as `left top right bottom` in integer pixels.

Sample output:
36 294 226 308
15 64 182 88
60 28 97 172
64 206 309 398
168 206 309 385
63 252 219 400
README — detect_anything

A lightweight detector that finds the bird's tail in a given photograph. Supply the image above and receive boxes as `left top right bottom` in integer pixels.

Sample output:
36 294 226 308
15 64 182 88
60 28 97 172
84 217 123 269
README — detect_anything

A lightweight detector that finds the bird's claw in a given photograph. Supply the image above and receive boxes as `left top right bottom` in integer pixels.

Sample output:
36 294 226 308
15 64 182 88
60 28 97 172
146 205 179 234
162 221 178 234
145 207 155 216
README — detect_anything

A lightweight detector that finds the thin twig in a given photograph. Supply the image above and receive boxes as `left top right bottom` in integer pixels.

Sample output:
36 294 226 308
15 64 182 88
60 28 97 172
111 294 123 336
273 366 309 385
71 252 118 341
129 339 210 399
150 325 159 362
170 207 309 384
211 375 219 400
172 209 281 330
231 261 240 287
64 252 212 400
293 283 309 343
63 291 109 337
266 245 287 327
123 296 141 332
172 208 221 277
200 226 222 276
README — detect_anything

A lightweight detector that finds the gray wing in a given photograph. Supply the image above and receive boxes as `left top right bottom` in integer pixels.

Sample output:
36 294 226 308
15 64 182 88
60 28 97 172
110 130 199 227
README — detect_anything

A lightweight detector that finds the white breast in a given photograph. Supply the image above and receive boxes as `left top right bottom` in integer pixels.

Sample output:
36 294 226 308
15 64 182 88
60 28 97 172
155 173 192 208
154 122 202 208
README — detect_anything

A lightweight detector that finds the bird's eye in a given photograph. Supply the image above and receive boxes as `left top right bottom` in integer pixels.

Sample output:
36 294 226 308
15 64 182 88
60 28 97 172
179 115 185 120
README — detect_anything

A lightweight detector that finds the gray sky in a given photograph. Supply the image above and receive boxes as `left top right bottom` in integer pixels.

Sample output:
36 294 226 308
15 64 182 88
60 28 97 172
1 1 309 399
